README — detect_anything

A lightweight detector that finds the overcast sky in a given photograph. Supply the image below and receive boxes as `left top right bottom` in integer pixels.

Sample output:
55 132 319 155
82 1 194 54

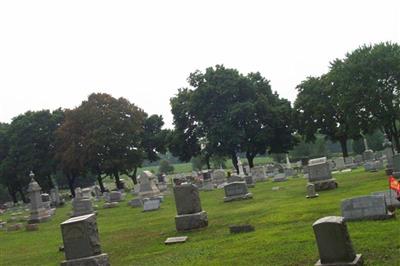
0 0 399 128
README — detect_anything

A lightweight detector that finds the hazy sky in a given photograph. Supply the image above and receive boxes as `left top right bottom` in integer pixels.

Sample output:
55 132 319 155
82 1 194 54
0 0 399 128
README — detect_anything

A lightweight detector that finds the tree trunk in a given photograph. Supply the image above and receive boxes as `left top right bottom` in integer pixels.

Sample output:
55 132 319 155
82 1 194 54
17 185 27 203
392 119 400 152
97 174 106 192
231 152 239 174
205 156 211 169
339 137 349 158
8 185 18 203
67 173 75 197
246 152 255 168
47 175 54 191
130 167 138 185
114 171 122 190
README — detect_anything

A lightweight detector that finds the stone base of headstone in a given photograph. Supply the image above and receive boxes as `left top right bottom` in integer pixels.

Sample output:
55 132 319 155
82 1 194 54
103 202 118 209
175 211 208 231
28 208 51 224
315 254 363 266
312 179 338 191
306 194 319 199
60 253 110 266
224 192 253 202
200 180 214 191
26 223 39 231
272 174 287 182
128 198 142 208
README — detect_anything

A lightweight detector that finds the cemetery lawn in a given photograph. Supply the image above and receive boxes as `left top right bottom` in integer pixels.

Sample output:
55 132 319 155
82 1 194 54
1 169 399 266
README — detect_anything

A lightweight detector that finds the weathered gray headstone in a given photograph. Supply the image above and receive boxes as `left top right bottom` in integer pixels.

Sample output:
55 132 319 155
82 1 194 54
128 198 142 208
27 172 51 224
392 154 400 178
382 134 394 172
341 195 394 221
138 171 161 199
333 157 346 171
173 184 208 231
308 157 337 191
211 169 226 185
60 213 109 266
105 191 123 203
251 166 267 182
227 175 243 183
71 188 93 217
143 198 160 212
313 216 363 266
244 175 255 188
223 182 253 202
273 173 287 182
306 183 319 199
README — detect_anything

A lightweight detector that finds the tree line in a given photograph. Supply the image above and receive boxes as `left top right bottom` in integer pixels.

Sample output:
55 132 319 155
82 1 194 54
0 42 399 202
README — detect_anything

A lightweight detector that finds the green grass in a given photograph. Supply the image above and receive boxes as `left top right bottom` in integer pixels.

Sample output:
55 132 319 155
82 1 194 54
1 168 399 266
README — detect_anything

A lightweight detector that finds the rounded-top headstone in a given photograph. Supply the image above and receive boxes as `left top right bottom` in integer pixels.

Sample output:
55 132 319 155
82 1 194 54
312 216 356 264
173 183 202 215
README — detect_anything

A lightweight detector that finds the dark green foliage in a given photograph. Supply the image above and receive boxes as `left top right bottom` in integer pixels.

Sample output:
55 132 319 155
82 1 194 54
170 65 295 170
158 159 174 174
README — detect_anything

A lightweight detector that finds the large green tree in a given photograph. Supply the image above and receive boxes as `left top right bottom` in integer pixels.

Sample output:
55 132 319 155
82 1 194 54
170 65 295 171
294 73 360 158
337 43 400 151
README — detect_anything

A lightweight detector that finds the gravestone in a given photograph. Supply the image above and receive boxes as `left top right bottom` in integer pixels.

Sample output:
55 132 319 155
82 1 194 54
41 193 51 210
363 149 374 161
164 236 188 245
211 169 226 185
107 191 123 202
333 157 346 171
138 171 161 198
173 184 208 231
308 157 337 191
223 182 253 202
81 188 92 199
392 154 400 178
251 166 267 182
50 186 62 207
341 195 394 221
201 179 214 191
344 157 357 169
71 188 93 217
227 175 243 183
273 173 287 182
364 159 384 172
306 183 319 198
371 190 400 209
93 186 102 200
382 134 394 174
354 155 363 166
143 198 160 212
244 175 255 188
27 172 51 224
60 213 109 266
128 198 142 208
229 224 255 234
313 216 363 266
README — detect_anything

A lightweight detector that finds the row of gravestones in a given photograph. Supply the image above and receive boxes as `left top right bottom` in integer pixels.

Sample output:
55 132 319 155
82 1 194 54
57 177 373 265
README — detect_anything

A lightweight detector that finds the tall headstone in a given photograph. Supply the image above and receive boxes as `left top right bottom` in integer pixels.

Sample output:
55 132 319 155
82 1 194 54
308 157 337 191
392 154 400 178
382 134 394 174
27 172 51 224
223 182 253 202
313 216 363 266
173 184 208 231
138 171 161 199
50 186 62 207
72 187 94 217
60 213 109 266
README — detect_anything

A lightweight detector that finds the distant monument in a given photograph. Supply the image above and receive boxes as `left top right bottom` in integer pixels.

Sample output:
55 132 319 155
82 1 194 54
27 171 51 224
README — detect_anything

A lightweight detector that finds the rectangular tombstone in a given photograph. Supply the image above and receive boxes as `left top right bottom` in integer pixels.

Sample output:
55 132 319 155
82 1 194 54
273 173 287 182
227 175 242 183
72 198 93 217
363 150 374 161
341 195 393 221
313 216 363 265
143 199 160 212
308 162 332 182
251 166 267 182
223 182 252 202
309 157 327 166
211 169 226 185
108 191 122 202
173 184 202 215
244 175 254 187
393 154 400 178
61 214 102 260
333 158 346 170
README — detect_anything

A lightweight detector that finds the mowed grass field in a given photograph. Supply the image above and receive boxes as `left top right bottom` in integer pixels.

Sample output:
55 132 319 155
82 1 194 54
1 168 399 266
